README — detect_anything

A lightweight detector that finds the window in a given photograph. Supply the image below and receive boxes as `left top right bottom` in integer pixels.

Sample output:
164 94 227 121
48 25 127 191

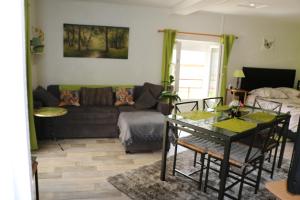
171 39 221 100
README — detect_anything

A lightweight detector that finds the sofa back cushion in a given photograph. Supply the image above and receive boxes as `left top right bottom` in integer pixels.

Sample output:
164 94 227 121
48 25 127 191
33 86 59 106
80 87 113 106
143 82 163 99
47 85 60 99
134 90 158 110
133 86 144 101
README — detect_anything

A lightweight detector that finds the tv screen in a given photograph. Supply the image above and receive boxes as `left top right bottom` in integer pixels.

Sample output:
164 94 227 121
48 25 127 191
287 133 300 194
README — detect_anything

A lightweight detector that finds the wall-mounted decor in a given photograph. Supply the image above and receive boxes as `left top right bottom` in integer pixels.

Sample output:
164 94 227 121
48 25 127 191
263 38 275 49
31 27 45 54
63 23 129 59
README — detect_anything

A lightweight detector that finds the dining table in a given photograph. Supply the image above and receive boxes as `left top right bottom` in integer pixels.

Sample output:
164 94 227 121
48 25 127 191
160 105 290 200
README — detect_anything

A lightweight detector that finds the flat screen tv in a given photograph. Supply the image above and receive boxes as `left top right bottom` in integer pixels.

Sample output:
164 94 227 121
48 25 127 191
287 133 300 194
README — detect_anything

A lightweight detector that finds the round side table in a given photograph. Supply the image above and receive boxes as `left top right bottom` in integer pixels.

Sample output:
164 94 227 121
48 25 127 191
34 107 68 151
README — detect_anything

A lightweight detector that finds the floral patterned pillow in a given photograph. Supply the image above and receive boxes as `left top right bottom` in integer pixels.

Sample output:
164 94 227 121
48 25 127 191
59 90 80 106
115 88 134 106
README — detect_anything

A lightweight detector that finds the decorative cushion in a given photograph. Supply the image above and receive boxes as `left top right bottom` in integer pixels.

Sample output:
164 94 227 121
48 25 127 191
143 82 163 99
80 87 113 106
135 90 157 110
33 86 59 106
115 88 134 106
249 87 288 99
276 87 300 98
59 90 80 106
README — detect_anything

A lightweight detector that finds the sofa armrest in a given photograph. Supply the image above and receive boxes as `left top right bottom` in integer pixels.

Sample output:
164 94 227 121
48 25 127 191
156 102 172 115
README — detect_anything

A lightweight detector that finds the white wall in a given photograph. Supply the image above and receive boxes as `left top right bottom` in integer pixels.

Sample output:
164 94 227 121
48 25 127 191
34 0 300 88
224 15 300 86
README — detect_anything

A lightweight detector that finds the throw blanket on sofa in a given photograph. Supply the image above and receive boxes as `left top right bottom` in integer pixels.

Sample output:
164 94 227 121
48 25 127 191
118 111 165 146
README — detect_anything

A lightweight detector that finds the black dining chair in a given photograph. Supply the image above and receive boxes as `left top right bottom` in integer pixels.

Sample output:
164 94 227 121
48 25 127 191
203 114 289 200
252 96 284 178
202 97 223 111
253 96 282 114
172 101 208 189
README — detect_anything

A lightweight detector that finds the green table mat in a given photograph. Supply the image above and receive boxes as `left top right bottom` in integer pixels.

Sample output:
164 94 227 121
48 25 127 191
215 105 230 112
180 111 216 120
213 118 257 133
242 112 276 123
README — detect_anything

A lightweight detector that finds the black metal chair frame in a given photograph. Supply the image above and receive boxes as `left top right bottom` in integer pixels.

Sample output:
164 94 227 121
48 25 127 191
253 96 282 114
202 97 223 111
253 96 284 178
172 100 207 189
203 115 289 200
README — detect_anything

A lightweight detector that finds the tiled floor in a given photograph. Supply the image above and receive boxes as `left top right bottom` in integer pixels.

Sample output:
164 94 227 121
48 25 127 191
32 138 294 200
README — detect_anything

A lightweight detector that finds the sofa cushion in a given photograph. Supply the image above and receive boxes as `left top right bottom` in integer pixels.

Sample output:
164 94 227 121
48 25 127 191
133 86 144 101
135 90 157 110
47 85 60 99
118 105 138 112
143 82 163 99
62 106 119 124
59 90 80 106
115 88 134 106
80 87 113 106
33 86 59 106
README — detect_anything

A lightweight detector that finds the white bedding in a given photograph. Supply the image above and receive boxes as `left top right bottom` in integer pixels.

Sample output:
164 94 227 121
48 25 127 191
246 94 300 133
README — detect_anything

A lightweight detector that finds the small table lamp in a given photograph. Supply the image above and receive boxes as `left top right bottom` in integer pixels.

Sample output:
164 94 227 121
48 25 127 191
233 70 245 89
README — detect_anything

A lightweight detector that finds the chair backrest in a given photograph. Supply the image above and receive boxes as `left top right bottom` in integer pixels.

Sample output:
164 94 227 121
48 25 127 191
202 97 223 111
243 114 290 164
253 96 282 114
175 101 199 114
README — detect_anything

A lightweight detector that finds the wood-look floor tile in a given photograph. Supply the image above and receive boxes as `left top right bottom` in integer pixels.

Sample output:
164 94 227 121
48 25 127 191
34 138 295 200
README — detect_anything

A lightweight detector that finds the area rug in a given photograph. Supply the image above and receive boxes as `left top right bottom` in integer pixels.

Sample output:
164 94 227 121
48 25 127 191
107 150 290 200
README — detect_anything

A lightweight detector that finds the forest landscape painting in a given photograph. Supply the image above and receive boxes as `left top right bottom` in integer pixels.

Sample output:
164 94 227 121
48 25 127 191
63 24 129 59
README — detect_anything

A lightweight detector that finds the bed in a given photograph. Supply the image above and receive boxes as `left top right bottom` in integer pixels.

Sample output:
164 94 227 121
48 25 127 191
240 67 299 134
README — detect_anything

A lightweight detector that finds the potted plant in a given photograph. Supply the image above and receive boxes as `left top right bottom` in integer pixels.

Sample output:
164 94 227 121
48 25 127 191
160 75 181 113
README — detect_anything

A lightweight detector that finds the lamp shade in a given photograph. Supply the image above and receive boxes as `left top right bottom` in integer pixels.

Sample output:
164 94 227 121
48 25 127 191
233 70 245 78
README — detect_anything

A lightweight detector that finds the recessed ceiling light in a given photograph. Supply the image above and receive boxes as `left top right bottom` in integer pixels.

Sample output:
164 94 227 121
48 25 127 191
249 3 256 7
238 2 269 9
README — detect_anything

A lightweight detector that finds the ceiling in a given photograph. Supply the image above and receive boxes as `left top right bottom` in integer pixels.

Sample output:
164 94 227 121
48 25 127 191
85 0 300 20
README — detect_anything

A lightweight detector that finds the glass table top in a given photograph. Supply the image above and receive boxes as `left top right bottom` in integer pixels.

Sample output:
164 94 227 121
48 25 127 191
167 106 285 137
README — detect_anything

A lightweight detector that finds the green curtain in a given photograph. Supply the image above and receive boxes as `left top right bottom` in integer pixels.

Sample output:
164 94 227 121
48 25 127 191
220 34 236 99
25 0 38 150
161 29 176 89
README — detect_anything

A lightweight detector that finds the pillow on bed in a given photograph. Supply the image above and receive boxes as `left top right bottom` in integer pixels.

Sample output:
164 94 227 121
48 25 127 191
276 87 300 98
249 87 288 99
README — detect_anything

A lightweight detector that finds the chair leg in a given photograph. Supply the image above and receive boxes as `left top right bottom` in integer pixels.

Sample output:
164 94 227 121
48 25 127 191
35 169 39 200
198 153 205 190
204 155 211 193
255 157 264 194
194 152 197 167
268 149 272 162
271 145 279 179
237 167 247 200
172 143 178 176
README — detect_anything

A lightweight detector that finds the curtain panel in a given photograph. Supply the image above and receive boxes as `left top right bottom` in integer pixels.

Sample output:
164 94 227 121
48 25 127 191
161 29 177 89
220 34 236 99
25 0 38 150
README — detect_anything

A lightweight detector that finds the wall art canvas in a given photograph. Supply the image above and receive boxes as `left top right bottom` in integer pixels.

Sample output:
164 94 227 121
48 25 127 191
63 23 129 59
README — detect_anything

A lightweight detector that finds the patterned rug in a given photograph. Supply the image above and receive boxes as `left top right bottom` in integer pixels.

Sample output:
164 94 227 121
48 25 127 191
107 150 290 200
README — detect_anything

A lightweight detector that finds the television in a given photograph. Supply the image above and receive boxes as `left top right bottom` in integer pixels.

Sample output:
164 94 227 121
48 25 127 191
287 133 300 194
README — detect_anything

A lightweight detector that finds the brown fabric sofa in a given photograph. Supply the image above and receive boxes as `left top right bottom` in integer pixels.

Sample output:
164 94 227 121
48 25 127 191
34 84 170 140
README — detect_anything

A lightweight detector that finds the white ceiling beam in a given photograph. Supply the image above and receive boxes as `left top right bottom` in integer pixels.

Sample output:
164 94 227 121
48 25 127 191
172 0 229 15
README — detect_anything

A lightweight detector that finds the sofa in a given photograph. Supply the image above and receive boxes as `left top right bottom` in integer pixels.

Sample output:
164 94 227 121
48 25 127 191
34 83 170 140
